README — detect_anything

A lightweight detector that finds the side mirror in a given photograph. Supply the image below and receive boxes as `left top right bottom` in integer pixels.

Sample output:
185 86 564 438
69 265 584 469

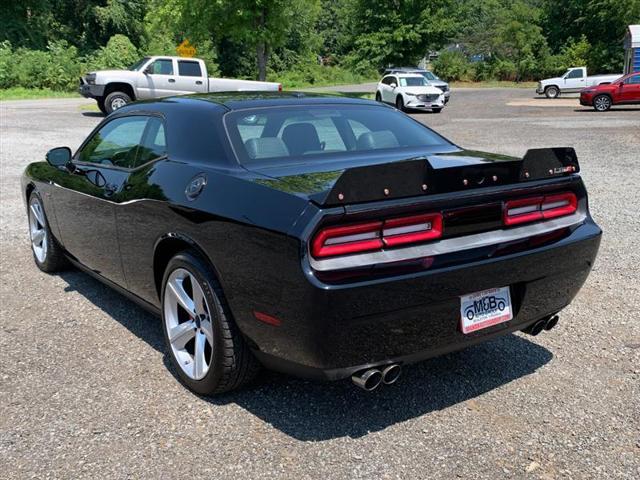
390 83 397 89
46 147 72 168
144 66 153 75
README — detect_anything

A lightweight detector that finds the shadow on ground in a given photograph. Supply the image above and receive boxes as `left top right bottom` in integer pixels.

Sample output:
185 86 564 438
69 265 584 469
59 268 553 441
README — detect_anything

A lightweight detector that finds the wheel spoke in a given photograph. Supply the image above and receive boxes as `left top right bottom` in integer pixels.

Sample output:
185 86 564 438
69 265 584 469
32 229 45 245
167 278 195 317
30 204 45 226
191 274 207 316
200 318 214 345
169 320 196 349
193 331 207 379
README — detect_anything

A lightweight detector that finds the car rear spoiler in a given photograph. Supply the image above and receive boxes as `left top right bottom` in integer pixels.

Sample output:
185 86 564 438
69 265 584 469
318 147 580 206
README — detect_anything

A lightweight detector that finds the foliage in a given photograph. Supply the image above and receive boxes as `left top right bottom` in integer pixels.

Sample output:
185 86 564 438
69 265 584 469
432 51 472 82
87 35 139 71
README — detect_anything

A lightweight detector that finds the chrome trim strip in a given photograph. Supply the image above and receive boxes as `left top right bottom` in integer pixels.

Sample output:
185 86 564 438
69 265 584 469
309 209 586 272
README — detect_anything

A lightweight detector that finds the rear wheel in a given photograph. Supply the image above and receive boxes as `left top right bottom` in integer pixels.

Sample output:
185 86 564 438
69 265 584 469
395 95 405 112
544 86 559 98
28 191 68 273
161 251 260 395
104 91 131 114
593 94 612 112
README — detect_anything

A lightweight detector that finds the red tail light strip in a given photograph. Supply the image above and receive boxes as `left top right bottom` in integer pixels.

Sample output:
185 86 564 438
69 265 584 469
312 191 579 260
504 193 577 226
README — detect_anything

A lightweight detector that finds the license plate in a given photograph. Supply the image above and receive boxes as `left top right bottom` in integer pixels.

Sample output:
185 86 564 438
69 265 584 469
460 286 513 334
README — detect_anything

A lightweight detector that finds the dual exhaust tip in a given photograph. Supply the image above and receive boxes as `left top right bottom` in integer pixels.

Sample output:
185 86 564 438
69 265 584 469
523 315 559 336
352 364 401 391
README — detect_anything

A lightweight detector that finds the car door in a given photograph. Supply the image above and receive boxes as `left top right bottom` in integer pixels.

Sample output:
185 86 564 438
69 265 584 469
620 74 640 103
383 76 397 103
52 115 156 286
564 68 585 91
173 59 208 94
138 58 179 99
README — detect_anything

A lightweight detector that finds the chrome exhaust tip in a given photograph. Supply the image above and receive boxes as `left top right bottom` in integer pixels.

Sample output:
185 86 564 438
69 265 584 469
352 369 383 391
544 315 559 331
523 319 546 336
381 364 402 385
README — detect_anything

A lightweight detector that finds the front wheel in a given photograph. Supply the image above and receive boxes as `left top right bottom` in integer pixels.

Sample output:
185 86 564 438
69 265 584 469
375 91 382 102
28 191 68 272
593 94 612 112
96 98 107 115
161 251 260 395
104 91 131 114
395 95 405 112
544 86 559 98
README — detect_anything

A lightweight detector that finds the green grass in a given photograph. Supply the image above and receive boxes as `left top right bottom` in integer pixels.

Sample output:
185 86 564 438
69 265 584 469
450 80 538 89
0 87 79 101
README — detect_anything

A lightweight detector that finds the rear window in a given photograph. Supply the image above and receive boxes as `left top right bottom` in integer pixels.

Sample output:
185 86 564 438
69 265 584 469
225 105 450 165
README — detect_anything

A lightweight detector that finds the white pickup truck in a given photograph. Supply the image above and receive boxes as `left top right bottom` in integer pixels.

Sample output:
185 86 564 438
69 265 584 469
536 67 622 98
79 56 282 114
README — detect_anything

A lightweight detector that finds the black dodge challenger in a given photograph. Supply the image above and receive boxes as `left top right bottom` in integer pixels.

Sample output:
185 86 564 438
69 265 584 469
22 92 602 394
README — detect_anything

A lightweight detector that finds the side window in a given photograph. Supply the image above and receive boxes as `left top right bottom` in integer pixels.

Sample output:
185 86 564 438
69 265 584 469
137 118 167 166
626 75 640 84
149 59 174 75
390 76 398 86
566 69 583 79
382 77 391 85
178 60 202 77
78 116 166 169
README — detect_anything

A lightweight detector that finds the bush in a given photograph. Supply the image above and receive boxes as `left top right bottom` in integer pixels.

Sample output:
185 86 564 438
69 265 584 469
491 59 517 81
432 51 471 82
269 58 376 89
87 34 140 71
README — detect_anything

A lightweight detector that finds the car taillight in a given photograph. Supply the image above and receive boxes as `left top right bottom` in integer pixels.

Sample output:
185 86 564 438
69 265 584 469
311 221 383 258
382 213 442 247
311 213 443 258
504 192 577 226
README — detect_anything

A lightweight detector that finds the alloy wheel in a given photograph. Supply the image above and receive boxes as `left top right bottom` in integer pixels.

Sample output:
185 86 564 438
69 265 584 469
594 96 611 111
111 97 127 110
163 268 214 380
29 198 47 263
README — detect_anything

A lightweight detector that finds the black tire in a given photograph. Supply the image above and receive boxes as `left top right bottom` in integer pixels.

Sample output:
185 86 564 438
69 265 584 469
593 94 612 112
544 86 560 98
161 251 260 395
28 191 68 273
375 91 382 102
96 98 108 115
395 95 405 111
104 91 131 114
432 107 442 113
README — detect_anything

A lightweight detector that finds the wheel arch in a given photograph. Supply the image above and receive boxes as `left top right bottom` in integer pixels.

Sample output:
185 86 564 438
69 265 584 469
104 82 136 100
152 233 223 301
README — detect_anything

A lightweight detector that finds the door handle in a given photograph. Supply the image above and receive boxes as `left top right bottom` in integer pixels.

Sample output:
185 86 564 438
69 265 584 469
168 78 176 83
195 80 203 85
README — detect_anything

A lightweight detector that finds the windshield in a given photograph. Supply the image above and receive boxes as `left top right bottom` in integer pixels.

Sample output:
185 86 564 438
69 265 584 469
128 57 150 71
399 77 429 87
225 104 451 165
422 71 439 81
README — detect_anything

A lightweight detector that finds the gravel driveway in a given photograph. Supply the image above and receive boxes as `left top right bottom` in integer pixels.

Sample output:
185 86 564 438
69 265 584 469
1 90 639 479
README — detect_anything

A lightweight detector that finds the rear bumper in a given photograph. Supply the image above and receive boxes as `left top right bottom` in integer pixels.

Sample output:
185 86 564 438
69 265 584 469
241 219 602 380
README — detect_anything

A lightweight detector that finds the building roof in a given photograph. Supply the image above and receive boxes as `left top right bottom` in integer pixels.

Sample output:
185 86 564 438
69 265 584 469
626 25 640 49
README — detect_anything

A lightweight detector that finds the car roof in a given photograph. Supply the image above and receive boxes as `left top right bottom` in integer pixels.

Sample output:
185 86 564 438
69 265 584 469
119 91 384 113
384 73 425 78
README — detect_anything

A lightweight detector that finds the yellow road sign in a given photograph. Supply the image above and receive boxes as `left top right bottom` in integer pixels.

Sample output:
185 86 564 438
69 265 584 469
176 39 196 58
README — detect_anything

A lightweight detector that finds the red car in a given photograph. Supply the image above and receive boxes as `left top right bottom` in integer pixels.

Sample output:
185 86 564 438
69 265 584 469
580 72 640 111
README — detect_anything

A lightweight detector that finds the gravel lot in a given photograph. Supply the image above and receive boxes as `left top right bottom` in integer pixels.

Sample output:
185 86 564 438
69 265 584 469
1 89 639 479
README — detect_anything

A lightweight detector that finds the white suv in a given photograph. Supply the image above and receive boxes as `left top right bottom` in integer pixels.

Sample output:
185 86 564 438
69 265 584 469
376 73 445 113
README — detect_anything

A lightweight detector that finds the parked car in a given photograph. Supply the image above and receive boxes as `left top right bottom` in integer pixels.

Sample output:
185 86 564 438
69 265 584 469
580 72 640 111
384 67 450 103
79 56 282 114
536 67 622 98
376 73 446 112
22 92 601 395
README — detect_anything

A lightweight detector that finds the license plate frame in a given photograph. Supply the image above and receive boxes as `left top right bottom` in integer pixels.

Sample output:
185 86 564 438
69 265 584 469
460 286 513 334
